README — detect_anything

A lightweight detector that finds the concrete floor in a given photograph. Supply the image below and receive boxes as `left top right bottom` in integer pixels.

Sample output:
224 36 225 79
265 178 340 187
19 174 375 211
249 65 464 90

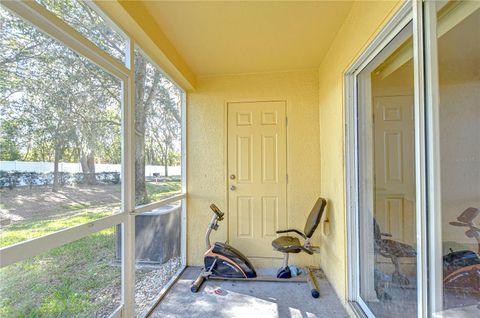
149 267 350 318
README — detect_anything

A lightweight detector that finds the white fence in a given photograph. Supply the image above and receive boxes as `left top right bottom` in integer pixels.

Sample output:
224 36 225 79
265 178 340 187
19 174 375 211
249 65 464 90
0 161 181 177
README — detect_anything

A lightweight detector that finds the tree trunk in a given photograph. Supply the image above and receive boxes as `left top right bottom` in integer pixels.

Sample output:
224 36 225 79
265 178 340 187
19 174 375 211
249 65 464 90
134 53 148 205
164 148 169 177
80 149 89 184
80 148 96 185
134 53 162 204
135 134 147 204
52 142 61 192
80 155 89 174
87 152 96 185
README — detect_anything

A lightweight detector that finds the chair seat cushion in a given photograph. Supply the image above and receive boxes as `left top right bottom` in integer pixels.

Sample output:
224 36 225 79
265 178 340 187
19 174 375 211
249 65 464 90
272 236 302 253
379 239 416 257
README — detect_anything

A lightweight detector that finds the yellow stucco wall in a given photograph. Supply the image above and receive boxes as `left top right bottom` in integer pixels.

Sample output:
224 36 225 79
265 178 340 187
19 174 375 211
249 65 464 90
186 70 321 268
317 0 402 301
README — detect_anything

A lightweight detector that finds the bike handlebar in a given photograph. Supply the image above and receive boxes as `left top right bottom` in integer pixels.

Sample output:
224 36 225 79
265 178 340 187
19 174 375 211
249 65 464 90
210 204 224 220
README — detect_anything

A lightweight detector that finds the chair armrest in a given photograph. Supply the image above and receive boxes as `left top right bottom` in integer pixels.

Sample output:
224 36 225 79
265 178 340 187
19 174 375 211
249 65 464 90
381 232 392 237
276 229 307 239
300 246 314 255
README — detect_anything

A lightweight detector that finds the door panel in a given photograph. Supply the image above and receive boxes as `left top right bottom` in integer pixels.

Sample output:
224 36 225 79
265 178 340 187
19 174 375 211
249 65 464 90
384 131 403 183
374 96 415 245
261 135 278 183
384 196 405 239
237 136 253 183
262 196 278 237
237 196 253 237
228 101 287 257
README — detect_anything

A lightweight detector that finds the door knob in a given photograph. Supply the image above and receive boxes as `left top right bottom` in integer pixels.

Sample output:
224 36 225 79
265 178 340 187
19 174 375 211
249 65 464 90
230 174 236 180
230 185 236 191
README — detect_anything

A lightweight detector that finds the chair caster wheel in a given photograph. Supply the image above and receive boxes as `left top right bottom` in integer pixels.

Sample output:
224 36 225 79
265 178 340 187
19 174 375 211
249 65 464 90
311 289 320 298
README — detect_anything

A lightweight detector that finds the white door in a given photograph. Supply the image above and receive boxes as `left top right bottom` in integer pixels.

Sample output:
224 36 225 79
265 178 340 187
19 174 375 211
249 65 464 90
373 95 415 245
227 101 287 258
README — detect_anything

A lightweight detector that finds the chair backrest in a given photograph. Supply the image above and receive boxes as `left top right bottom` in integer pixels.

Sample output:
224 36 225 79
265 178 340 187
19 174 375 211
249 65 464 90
304 198 327 238
457 207 479 224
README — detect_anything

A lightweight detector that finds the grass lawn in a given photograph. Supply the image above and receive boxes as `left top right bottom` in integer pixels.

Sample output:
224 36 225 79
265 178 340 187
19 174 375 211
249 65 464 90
0 220 120 317
145 179 181 202
0 178 181 317
0 209 114 248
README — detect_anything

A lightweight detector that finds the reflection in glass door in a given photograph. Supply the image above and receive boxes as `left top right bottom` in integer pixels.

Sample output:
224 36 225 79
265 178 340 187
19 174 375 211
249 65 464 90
429 1 480 316
357 21 418 317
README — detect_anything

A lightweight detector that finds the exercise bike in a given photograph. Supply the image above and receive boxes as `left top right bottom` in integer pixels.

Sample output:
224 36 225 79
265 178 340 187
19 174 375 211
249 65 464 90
190 197 327 298
443 207 480 295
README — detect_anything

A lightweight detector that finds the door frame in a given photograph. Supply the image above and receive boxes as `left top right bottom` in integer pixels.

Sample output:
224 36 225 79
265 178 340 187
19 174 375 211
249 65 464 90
344 1 429 317
224 99 289 249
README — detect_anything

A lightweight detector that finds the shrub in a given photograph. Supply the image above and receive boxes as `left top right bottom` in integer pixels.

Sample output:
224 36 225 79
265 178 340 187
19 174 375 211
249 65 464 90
0 171 121 189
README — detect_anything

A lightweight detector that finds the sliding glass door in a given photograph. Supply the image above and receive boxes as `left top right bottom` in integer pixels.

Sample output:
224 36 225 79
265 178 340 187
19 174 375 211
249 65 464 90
348 1 479 317
426 1 480 317
356 20 418 318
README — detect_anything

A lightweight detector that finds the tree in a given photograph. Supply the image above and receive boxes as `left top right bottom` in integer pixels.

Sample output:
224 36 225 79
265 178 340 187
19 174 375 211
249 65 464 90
135 53 181 204
145 88 181 177
1 2 181 198
0 121 21 161
0 4 121 190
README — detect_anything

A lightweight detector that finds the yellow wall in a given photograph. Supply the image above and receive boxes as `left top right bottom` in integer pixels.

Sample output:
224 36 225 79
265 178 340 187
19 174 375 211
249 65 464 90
317 0 402 301
186 70 321 268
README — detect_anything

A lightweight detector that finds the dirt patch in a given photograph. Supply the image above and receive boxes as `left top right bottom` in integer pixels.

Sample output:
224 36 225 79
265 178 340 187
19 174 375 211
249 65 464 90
0 184 121 224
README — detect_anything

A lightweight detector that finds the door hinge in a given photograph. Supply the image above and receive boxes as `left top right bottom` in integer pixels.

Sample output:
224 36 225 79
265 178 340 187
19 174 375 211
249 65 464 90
285 117 288 126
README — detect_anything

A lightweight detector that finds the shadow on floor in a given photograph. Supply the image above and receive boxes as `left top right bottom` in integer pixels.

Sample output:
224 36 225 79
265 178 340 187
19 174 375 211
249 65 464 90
149 267 349 318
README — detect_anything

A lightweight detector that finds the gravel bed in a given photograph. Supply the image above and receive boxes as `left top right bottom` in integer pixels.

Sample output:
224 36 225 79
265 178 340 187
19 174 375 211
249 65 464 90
135 257 182 317
91 257 182 318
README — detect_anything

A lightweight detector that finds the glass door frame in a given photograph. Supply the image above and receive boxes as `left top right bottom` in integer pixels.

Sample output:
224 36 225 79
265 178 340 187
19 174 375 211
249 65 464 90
423 1 442 314
345 1 430 317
